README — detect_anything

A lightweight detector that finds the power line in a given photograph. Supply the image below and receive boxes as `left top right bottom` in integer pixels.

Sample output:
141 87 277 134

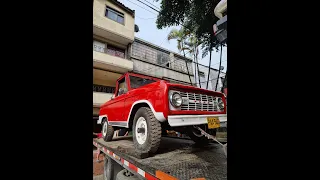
141 0 160 11
159 27 170 46
135 0 160 12
133 0 196 36
131 0 227 88
126 0 157 15
136 15 157 20
127 0 226 78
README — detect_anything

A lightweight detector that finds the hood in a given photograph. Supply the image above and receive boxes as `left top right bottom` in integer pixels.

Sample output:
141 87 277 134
166 82 225 97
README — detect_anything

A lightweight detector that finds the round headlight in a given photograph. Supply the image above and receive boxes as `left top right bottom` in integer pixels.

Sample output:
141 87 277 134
170 92 182 107
217 97 224 109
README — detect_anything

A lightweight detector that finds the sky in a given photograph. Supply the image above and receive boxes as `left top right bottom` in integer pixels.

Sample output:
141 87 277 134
119 0 227 73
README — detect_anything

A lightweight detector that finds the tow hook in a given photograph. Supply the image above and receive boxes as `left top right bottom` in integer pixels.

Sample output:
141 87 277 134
194 126 227 157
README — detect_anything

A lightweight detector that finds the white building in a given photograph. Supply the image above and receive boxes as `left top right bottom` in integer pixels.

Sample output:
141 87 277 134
130 38 195 85
194 63 226 92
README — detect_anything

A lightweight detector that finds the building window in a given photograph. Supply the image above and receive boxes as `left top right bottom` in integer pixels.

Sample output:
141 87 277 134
93 40 105 53
106 45 125 59
105 6 124 25
93 40 125 59
157 52 170 67
93 84 115 93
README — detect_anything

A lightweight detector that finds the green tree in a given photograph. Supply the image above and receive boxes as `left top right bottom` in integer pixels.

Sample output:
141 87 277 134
167 28 189 57
156 0 221 52
184 33 202 87
167 28 193 84
157 0 223 89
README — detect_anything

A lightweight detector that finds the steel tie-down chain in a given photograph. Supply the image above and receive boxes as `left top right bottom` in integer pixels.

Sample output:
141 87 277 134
195 126 227 157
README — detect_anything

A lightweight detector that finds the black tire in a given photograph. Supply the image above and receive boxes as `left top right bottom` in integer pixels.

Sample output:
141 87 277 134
102 120 114 142
116 169 140 180
187 127 216 145
132 107 162 154
103 157 113 180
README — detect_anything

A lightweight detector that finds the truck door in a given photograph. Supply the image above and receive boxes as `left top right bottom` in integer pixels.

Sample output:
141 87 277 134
108 76 128 126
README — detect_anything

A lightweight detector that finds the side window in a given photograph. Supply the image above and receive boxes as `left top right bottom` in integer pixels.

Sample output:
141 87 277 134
117 77 127 96
130 76 156 89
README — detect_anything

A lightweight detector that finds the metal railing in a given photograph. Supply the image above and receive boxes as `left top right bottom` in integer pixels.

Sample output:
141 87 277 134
93 45 125 59
93 84 115 94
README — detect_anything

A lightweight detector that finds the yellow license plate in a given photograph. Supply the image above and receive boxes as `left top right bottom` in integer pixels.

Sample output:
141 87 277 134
207 117 220 129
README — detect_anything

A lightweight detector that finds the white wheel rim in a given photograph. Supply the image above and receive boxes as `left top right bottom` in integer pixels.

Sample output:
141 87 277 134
135 117 148 145
102 122 107 137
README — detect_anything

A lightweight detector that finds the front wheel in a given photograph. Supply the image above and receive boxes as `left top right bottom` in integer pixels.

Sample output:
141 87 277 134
133 107 162 154
102 120 114 142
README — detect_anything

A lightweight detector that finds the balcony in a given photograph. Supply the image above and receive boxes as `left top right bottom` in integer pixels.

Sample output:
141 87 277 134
93 92 113 107
93 50 133 73
93 0 134 45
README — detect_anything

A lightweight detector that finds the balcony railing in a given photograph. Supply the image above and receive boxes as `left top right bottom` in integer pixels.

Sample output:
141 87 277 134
93 44 125 59
93 84 115 94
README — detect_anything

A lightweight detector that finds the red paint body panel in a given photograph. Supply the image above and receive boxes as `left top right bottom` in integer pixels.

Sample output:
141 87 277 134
99 73 226 124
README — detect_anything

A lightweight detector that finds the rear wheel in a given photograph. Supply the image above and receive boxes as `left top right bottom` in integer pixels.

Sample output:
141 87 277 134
133 107 162 154
102 120 114 142
103 157 113 180
116 169 140 180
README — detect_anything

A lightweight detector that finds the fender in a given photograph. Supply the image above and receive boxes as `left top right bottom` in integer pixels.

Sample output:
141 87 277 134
99 100 166 128
97 115 107 124
127 100 166 125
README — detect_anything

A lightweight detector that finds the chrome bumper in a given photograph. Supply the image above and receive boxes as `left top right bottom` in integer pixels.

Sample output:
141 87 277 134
168 114 227 128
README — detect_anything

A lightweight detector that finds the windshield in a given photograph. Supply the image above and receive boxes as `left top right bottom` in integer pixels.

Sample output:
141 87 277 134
130 76 156 89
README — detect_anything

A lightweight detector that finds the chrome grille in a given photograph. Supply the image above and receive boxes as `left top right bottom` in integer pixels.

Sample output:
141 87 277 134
180 92 221 112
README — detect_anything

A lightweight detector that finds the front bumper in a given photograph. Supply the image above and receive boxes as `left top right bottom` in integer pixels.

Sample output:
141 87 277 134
168 114 227 128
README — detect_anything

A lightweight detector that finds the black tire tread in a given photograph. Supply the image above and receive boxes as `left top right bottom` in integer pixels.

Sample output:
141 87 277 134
103 120 114 142
133 107 162 154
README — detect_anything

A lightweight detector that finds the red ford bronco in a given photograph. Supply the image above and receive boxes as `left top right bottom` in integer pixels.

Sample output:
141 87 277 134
97 72 227 154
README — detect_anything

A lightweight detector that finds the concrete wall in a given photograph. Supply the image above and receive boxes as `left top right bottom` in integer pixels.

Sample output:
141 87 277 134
132 59 194 84
93 92 113 107
93 0 134 42
131 39 194 84
93 51 133 73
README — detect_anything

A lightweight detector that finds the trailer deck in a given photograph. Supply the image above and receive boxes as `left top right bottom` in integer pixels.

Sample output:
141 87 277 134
93 136 227 180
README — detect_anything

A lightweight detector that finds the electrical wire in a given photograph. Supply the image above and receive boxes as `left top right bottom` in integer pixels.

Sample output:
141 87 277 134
135 0 160 12
136 15 157 20
129 0 227 83
141 0 160 11
126 0 157 15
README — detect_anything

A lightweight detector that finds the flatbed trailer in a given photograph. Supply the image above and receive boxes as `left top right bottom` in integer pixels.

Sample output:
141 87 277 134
93 136 227 180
